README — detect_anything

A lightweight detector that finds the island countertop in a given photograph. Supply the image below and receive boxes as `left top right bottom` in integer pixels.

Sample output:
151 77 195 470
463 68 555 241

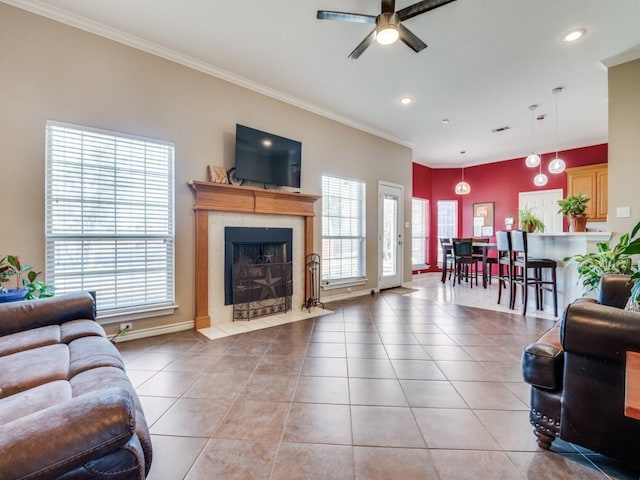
525 232 612 315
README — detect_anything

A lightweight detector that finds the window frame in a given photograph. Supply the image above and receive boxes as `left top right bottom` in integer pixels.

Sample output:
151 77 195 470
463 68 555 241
320 174 367 288
45 121 176 322
411 197 429 268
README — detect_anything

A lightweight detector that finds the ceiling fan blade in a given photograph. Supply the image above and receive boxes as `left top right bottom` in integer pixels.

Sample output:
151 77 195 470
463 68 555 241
398 23 427 53
317 10 376 24
348 29 376 59
397 0 457 22
381 0 396 14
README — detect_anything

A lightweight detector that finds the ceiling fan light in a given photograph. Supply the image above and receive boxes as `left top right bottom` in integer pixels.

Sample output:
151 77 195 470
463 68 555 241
548 157 566 174
525 153 541 168
455 181 471 195
533 173 548 187
376 25 399 45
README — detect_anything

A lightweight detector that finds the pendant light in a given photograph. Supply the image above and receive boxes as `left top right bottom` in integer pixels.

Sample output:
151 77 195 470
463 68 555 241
525 104 541 168
548 87 566 174
533 113 548 186
455 150 471 195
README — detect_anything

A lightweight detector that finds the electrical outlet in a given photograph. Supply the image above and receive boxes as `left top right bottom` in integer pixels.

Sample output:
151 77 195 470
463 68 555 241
119 322 132 333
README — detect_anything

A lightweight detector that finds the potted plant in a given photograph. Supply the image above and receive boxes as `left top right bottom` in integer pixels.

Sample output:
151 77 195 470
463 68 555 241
557 193 590 232
519 207 545 233
564 233 635 294
623 220 640 309
0 255 54 303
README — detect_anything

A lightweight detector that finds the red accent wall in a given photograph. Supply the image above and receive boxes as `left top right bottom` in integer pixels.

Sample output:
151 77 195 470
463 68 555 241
412 143 607 272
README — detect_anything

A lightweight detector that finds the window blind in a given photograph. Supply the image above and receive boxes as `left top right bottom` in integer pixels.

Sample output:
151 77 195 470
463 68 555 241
321 175 366 282
412 198 428 266
45 121 175 315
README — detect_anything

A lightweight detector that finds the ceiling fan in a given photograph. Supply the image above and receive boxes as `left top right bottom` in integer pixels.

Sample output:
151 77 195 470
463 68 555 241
317 0 457 59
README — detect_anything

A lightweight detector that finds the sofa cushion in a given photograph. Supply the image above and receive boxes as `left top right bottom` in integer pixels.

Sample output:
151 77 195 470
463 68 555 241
0 344 69 397
0 380 72 424
68 336 126 378
61 319 106 343
0 325 61 357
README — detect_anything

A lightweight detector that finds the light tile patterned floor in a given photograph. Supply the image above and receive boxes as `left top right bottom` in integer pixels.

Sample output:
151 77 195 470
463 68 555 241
116 273 638 479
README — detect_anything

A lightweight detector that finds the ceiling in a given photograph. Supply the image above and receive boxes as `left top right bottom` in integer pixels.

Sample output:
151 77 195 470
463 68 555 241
8 0 640 167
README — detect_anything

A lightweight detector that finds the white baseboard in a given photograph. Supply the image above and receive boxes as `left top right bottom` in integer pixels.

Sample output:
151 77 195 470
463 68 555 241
112 320 194 343
320 288 379 304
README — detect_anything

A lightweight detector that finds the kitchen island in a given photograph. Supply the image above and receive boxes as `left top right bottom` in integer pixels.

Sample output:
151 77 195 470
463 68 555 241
526 232 611 315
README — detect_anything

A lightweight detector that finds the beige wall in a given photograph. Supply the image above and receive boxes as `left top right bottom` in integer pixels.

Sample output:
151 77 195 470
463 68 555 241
608 58 640 238
0 4 413 333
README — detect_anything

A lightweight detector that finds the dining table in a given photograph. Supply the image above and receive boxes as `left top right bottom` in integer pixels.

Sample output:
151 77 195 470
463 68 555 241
443 241 497 289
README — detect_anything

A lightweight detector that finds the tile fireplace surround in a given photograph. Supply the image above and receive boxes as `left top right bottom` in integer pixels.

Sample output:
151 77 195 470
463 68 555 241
189 182 320 328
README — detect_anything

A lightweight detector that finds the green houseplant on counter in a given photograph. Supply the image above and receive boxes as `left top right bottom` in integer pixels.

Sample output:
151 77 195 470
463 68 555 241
557 193 590 232
519 207 545 233
0 255 55 302
623 220 640 308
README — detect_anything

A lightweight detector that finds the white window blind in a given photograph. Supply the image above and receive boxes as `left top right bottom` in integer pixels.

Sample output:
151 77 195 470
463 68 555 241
45 121 175 315
321 175 366 283
436 200 458 266
412 198 428 267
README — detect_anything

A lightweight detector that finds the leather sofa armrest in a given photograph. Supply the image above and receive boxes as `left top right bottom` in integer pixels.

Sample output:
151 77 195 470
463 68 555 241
0 292 96 337
0 387 135 479
522 341 564 390
561 301 640 362
597 274 633 309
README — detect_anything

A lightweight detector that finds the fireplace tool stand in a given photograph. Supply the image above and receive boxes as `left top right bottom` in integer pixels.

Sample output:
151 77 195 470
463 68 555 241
304 253 324 312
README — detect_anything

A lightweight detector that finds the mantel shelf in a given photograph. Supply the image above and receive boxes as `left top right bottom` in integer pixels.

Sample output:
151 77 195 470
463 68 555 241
188 181 321 329
189 181 320 217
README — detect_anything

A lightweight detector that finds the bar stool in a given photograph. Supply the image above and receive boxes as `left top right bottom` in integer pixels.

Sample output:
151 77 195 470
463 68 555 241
511 229 558 317
452 238 479 287
495 230 514 308
440 237 454 283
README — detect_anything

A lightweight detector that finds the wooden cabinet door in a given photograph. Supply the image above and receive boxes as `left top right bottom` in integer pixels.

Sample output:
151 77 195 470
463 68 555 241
566 163 608 221
597 169 608 220
568 171 596 218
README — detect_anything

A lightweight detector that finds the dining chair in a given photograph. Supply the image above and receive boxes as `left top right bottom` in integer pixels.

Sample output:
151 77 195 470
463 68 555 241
495 230 514 308
472 237 497 285
439 237 454 283
451 238 479 287
511 229 558 316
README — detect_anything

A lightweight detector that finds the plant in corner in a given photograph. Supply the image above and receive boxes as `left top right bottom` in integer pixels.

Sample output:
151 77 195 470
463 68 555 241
564 228 636 294
557 193 590 232
622 219 640 308
519 207 545 233
0 255 54 302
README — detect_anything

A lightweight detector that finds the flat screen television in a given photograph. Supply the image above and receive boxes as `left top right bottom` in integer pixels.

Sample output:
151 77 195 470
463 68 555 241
234 124 302 188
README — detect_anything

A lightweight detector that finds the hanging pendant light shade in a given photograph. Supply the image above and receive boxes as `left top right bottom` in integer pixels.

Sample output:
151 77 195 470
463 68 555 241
455 151 470 195
525 104 541 168
549 87 566 174
533 113 548 186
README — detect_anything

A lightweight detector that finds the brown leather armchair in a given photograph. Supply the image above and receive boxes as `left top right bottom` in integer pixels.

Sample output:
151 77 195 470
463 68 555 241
522 274 640 468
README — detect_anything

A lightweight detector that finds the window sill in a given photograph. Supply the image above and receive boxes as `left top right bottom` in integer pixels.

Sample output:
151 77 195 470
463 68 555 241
97 304 179 325
321 278 367 291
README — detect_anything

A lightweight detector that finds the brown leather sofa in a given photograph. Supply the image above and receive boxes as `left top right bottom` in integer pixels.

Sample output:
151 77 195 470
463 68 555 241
0 293 152 479
522 274 639 467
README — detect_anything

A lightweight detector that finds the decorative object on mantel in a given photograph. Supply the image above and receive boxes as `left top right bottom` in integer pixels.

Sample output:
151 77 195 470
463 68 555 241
557 193 589 232
563 228 635 294
226 167 244 186
206 165 229 184
548 86 566 174
519 207 545 233
454 151 471 195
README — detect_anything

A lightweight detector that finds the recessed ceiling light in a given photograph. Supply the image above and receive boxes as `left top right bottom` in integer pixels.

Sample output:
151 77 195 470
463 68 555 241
442 119 450 124
562 28 586 43
399 96 413 105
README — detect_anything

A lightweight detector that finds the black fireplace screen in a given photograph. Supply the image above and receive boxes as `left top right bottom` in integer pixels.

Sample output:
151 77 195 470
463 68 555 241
225 227 293 320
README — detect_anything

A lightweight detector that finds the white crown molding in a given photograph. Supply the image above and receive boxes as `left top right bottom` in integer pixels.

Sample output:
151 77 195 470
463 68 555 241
602 44 640 69
3 0 414 151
